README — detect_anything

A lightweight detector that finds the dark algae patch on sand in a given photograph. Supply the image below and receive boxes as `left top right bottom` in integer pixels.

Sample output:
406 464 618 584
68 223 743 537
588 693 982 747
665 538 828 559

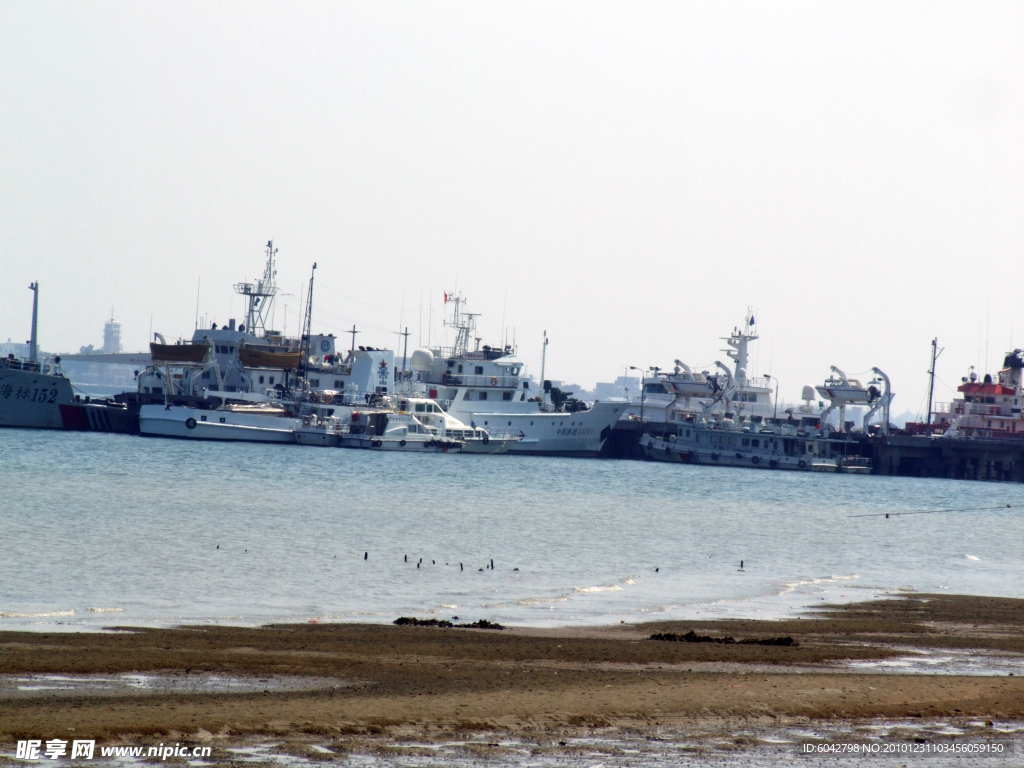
649 630 798 646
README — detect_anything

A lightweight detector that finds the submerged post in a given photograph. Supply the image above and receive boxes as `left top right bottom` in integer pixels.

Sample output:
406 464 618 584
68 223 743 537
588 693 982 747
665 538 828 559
28 282 39 363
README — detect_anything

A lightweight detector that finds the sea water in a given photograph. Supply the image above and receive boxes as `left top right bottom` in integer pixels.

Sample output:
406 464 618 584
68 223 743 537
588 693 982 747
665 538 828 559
1 429 1022 630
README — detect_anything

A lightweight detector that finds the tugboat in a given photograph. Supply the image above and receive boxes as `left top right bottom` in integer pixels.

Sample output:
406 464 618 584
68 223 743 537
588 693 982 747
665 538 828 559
0 283 76 430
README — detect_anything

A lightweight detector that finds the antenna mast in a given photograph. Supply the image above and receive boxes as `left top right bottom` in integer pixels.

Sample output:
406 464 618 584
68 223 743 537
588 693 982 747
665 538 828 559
925 337 944 435
28 282 39 363
234 241 279 337
298 263 317 397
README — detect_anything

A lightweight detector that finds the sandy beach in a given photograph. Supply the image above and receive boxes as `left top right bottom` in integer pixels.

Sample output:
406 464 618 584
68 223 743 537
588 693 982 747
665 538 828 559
2 593 1023 762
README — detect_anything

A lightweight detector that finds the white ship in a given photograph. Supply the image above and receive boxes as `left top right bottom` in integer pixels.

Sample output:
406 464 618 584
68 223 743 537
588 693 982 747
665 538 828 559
632 313 776 424
0 283 76 430
397 295 624 457
136 244 396 442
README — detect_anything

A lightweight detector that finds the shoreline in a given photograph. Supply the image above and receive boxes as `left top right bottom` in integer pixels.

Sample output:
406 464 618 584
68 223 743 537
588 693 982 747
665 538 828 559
2 593 1024 761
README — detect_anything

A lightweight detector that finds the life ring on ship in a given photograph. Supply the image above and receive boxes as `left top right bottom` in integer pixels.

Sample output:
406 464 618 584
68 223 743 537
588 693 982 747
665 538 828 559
316 417 324 427
372 439 383 448
798 460 807 469
490 376 498 386
399 439 407 447
751 455 760 465
185 417 197 429
769 460 778 469
302 416 311 426
482 434 490 445
710 453 719 462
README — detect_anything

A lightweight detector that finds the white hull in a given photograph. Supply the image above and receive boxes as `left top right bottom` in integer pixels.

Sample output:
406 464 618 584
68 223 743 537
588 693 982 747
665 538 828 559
139 404 299 443
0 363 75 429
341 436 463 452
458 401 625 457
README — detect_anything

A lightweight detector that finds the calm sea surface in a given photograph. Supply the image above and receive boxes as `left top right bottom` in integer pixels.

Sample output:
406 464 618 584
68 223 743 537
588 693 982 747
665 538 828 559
1 429 1022 630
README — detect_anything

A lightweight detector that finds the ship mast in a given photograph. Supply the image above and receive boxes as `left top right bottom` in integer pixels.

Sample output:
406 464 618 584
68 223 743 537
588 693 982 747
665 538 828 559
443 293 478 358
722 310 757 387
298 263 317 398
28 282 39 363
925 337 944 436
234 241 279 338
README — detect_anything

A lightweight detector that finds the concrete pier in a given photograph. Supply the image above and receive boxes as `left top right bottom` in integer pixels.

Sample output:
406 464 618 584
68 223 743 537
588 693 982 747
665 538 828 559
869 435 1024 482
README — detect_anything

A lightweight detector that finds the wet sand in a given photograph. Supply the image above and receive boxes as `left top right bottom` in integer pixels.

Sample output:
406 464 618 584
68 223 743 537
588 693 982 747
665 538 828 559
1 594 1023 756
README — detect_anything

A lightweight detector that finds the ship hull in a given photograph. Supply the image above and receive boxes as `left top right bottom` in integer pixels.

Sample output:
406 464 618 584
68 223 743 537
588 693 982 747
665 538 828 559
458 401 625 457
139 404 299 442
341 436 462 452
640 435 835 472
0 364 75 429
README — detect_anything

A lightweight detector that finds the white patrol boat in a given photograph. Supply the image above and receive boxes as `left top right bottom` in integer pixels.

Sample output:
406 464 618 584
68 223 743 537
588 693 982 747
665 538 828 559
341 412 462 452
0 283 76 430
396 295 624 457
340 396 517 454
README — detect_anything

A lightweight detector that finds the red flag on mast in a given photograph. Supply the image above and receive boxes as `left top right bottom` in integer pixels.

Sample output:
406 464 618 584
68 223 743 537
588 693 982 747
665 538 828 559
444 292 449 303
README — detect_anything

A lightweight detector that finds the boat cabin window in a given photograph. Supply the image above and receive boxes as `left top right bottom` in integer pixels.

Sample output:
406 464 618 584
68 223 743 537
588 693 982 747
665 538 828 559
475 365 484 375
269 377 274 385
503 391 513 401
202 371 211 379
259 375 265 384
742 438 749 446
457 364 463 373
644 383 667 394
479 391 488 401
415 403 426 412
523 381 529 389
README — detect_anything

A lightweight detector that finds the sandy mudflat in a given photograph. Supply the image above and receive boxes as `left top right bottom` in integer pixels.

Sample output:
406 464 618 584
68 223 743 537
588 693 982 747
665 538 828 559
1 594 1023 760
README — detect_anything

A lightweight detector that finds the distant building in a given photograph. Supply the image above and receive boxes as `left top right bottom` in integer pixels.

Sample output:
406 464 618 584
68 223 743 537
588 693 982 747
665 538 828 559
103 316 122 353
593 375 639 402
0 339 31 359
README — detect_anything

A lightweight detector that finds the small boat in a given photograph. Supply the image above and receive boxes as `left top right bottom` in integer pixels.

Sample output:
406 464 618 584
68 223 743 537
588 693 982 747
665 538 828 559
341 412 463 452
149 342 211 363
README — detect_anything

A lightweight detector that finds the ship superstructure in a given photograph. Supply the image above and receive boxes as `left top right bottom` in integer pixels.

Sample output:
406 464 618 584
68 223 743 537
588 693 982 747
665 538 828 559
397 294 625 456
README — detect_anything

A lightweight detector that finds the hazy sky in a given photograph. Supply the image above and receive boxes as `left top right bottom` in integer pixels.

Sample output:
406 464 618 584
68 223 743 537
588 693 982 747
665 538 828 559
2 2 1022 414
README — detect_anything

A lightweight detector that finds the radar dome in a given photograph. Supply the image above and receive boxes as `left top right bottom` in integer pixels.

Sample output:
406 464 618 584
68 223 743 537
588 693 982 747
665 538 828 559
801 385 816 401
411 348 435 372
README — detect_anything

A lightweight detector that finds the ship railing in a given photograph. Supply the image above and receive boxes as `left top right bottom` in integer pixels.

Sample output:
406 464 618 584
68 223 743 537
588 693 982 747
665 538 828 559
419 372 520 389
2 358 42 372
953 403 1006 416
746 376 771 390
